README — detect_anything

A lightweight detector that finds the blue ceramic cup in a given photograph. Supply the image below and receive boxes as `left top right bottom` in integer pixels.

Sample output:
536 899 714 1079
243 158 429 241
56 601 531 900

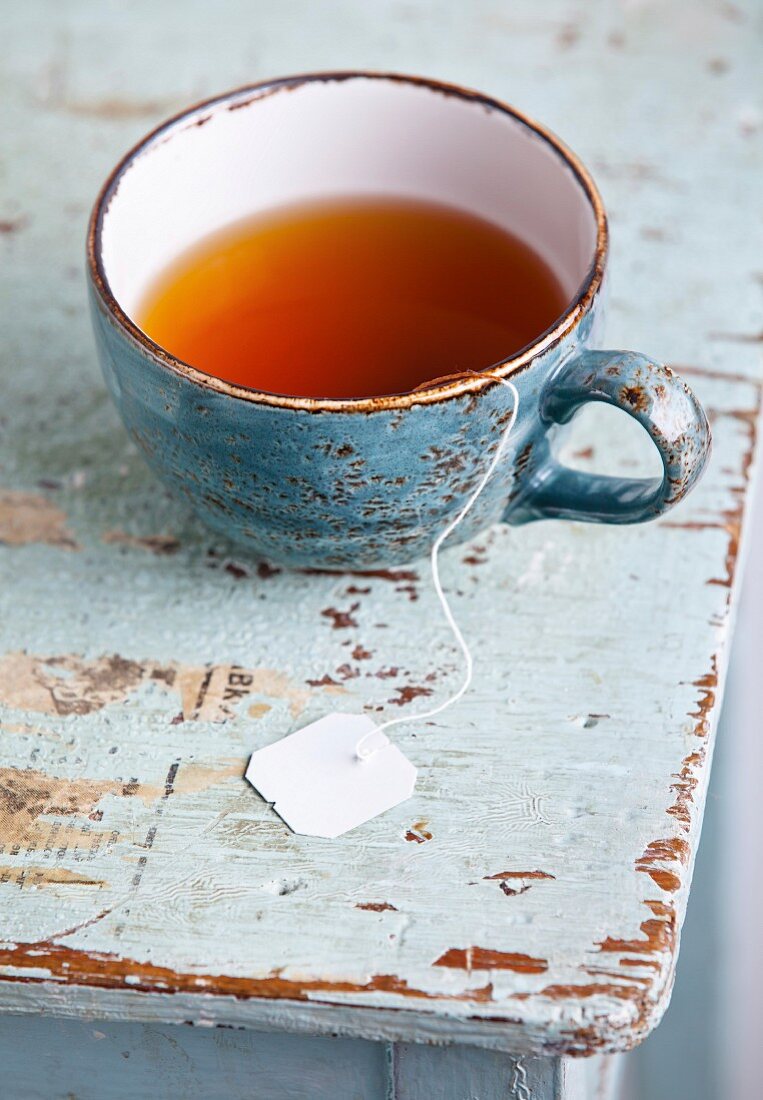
87 72 711 569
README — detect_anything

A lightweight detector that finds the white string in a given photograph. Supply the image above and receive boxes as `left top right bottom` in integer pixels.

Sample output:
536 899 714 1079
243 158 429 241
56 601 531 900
356 374 520 761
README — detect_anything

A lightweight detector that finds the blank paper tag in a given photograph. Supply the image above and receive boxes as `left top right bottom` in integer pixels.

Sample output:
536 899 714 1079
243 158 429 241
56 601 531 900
245 714 417 839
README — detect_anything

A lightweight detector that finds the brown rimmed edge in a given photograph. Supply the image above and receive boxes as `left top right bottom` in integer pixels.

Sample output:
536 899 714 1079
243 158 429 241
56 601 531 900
86 70 609 414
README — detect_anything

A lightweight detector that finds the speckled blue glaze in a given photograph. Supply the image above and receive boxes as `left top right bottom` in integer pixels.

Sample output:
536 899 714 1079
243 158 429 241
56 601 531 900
88 280 710 569
87 73 712 569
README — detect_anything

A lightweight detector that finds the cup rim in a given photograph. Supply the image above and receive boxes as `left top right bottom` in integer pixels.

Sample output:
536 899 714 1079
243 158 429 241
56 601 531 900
87 70 609 414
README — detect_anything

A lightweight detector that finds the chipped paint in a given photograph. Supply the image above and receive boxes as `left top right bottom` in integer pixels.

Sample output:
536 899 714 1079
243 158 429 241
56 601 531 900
0 215 28 234
0 866 107 889
389 685 433 707
1 0 760 1070
0 767 128 851
483 871 556 881
484 871 555 897
161 760 244 798
434 948 549 975
0 761 243 855
598 901 676 958
0 652 323 722
0 939 494 1006
174 665 312 721
102 530 180 554
0 368 755 1056
0 491 78 549
664 381 761 598
321 605 360 630
688 656 718 737
0 653 146 716
635 838 688 892
404 821 432 844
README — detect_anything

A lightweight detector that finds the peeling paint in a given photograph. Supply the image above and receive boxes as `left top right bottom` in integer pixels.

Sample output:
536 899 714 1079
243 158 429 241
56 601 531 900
102 530 180 554
0 652 330 722
598 900 676 958
483 870 556 897
0 940 494 1005
636 838 689 893
390 685 433 707
162 760 244 799
688 655 718 737
48 95 175 120
434 948 548 974
664 402 760 593
0 215 29 234
708 328 763 344
321 605 360 630
525 375 762 1054
404 821 432 844
1 20 759 1059
0 866 107 889
0 653 146 716
0 767 126 853
484 870 555 881
0 491 78 549
527 902 678 1055
174 664 312 722
0 761 242 855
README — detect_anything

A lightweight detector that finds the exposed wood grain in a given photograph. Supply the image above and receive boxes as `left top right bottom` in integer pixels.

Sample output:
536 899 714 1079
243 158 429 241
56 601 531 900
0 490 79 549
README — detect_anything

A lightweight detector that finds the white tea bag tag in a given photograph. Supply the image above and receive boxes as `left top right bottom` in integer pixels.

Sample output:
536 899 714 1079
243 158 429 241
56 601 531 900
245 714 417 839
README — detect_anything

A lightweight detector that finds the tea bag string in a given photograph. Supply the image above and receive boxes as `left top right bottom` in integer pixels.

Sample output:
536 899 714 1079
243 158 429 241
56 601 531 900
356 372 520 761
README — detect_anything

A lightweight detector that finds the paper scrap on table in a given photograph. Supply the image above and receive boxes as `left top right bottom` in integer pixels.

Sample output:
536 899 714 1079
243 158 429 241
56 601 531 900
245 713 417 839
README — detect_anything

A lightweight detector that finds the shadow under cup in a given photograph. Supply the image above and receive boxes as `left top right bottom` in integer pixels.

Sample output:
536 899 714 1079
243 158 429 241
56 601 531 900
87 73 710 569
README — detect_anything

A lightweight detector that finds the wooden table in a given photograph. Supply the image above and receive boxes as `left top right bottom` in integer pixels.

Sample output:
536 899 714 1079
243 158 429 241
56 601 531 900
1 2 760 1097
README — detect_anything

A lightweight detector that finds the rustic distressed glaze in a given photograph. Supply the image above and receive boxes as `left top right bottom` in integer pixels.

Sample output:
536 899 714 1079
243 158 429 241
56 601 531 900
87 73 710 568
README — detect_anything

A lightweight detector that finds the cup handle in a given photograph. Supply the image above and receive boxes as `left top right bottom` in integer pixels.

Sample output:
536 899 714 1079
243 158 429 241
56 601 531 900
505 351 711 525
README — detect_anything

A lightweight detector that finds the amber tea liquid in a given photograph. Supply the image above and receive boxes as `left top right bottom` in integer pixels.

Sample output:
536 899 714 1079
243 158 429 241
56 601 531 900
138 197 567 400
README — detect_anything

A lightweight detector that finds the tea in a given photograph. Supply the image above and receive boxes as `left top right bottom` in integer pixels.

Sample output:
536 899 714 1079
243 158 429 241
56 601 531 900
137 197 567 400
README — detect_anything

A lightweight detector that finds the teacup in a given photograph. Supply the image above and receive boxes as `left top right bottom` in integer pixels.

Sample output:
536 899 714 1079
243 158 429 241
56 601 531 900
87 72 711 569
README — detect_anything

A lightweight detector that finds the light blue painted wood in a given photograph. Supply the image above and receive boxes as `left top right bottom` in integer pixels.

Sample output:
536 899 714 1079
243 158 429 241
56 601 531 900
1 1 760 1097
0 1014 387 1100
631 559 754 1098
0 1013 623 1100
391 1044 562 1099
630 714 724 1100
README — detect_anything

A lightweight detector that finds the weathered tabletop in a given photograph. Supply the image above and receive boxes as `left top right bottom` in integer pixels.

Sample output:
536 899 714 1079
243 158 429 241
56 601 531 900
1 0 761 1060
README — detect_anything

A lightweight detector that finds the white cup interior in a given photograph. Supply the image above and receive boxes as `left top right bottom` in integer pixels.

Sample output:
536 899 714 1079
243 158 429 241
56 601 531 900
98 75 600 322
